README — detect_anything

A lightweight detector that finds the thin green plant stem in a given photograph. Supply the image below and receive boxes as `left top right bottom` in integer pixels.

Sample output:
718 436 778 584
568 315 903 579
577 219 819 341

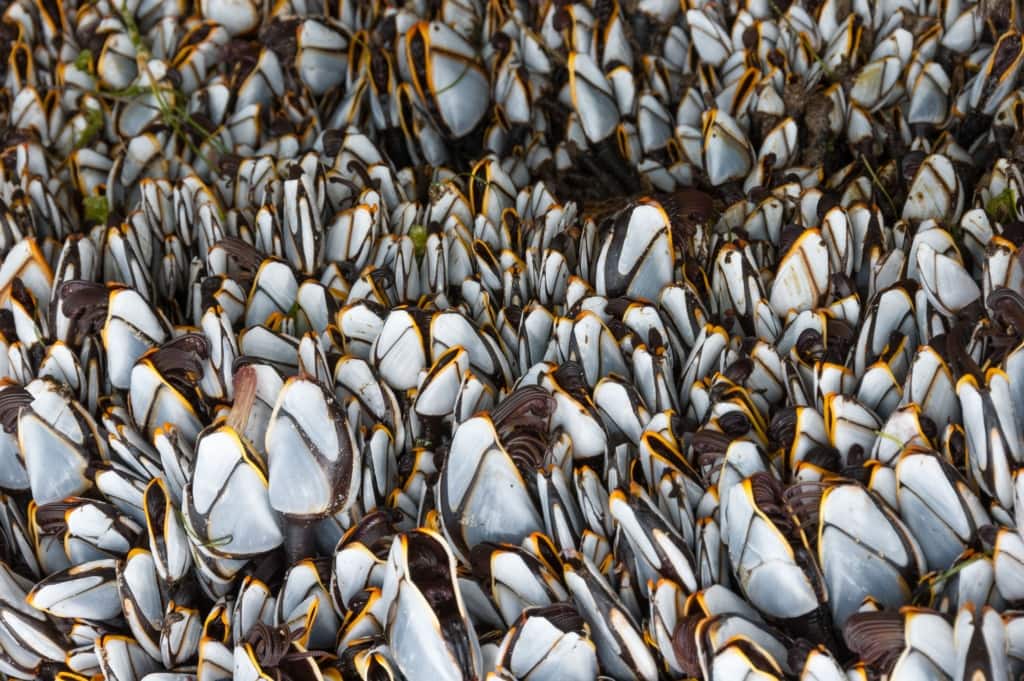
860 153 900 217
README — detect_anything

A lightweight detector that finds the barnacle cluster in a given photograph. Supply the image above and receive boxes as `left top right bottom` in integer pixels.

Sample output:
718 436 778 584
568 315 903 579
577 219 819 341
1 0 1024 679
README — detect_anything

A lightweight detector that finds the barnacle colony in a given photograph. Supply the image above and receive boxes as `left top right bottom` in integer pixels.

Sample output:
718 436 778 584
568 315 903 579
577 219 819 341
1 0 1024 678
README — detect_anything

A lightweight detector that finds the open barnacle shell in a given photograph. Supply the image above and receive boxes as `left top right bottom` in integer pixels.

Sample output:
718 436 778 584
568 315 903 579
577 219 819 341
380 529 483 680
1 0 1024 677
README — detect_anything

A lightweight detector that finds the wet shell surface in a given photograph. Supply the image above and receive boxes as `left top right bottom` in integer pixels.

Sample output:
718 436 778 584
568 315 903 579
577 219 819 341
1 0 1024 679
